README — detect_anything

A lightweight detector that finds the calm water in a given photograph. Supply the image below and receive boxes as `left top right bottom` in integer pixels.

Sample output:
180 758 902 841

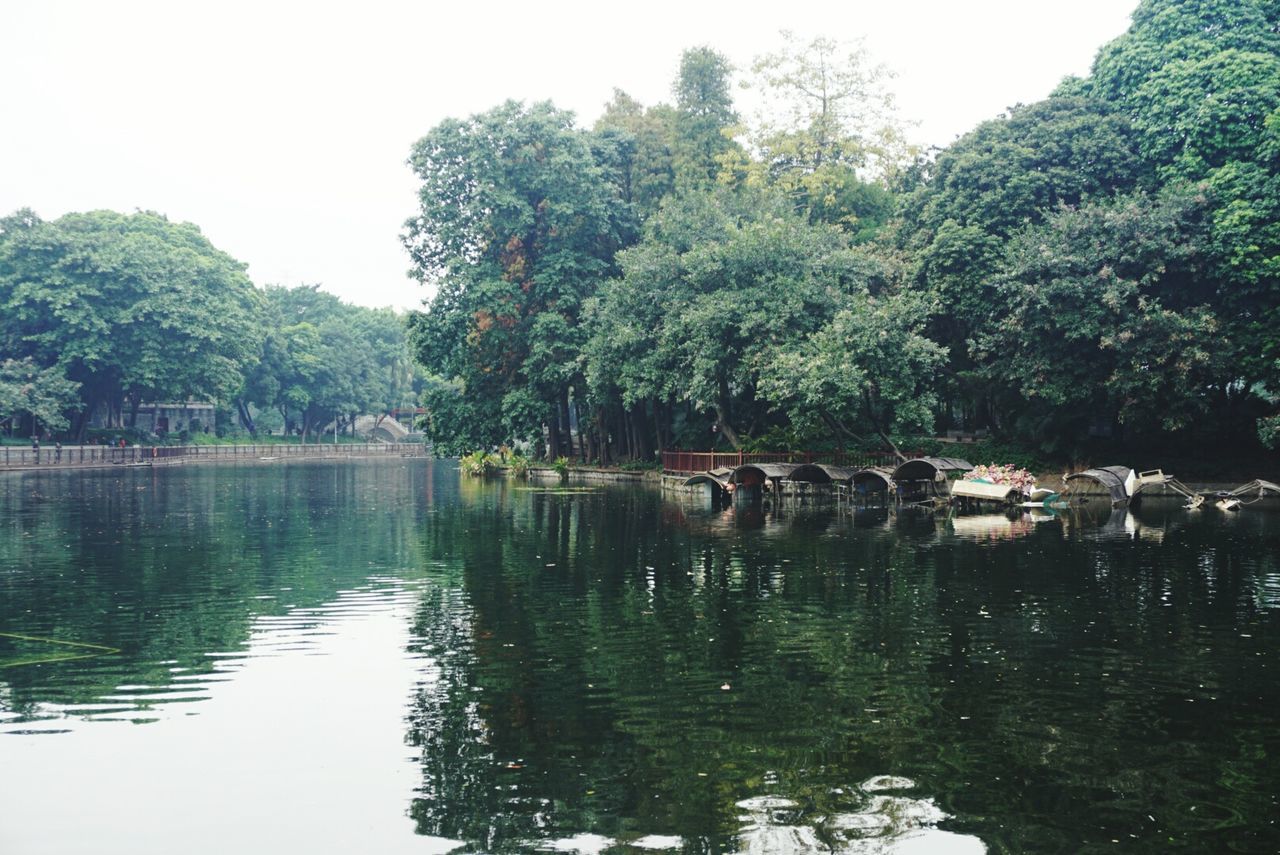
1 459 1278 854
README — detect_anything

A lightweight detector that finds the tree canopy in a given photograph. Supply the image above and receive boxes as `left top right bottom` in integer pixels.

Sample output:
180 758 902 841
0 210 415 441
397 5 1280 461
0 209 261 437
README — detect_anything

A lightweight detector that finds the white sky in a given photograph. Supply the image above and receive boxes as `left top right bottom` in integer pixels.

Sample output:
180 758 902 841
1 0 1138 311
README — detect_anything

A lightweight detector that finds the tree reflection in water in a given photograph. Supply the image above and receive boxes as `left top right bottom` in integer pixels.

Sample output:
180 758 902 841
404 480 1280 853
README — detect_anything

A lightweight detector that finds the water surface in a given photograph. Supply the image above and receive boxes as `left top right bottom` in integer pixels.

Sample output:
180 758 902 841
1 460 1278 853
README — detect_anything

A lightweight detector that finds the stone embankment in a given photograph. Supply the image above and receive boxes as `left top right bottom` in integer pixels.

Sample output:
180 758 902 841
523 466 656 485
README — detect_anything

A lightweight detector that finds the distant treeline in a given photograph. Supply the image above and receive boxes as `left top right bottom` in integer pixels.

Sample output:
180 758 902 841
0 210 417 440
403 0 1280 462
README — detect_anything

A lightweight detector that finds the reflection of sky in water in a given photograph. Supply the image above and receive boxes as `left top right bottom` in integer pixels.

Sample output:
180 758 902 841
1 579 463 855
529 777 987 853
733 777 985 855
1 580 423 732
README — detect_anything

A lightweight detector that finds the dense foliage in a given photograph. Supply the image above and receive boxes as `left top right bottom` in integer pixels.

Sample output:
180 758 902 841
237 285 417 440
405 2 1280 461
0 210 415 440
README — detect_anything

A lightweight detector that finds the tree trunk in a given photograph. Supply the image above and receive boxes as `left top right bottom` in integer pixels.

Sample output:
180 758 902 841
715 377 742 450
237 400 257 435
615 404 630 459
651 399 665 456
596 407 611 465
559 389 574 460
546 409 561 461
631 406 652 461
862 389 906 463
126 392 141 429
72 404 91 443
621 408 632 460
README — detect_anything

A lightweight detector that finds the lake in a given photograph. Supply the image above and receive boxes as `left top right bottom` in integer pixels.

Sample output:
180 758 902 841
1 458 1278 854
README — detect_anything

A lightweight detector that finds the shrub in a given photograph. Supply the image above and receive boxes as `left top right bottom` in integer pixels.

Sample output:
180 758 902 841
507 453 532 479
459 450 500 477
552 455 570 483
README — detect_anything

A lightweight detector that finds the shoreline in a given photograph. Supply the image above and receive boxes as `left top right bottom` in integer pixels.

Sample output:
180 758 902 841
0 442 418 474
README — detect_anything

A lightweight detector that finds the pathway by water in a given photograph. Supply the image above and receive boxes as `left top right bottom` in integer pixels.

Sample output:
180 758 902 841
1 459 1277 853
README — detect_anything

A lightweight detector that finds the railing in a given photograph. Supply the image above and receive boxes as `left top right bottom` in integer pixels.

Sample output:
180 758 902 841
661 449 901 474
0 442 403 470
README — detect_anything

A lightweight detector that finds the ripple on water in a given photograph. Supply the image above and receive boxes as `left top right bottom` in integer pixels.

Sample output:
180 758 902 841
629 835 683 850
538 833 615 854
732 780 986 855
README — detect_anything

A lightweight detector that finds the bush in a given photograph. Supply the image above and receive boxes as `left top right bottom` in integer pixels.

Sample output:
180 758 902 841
459 450 500 477
507 453 532 479
552 455 570 483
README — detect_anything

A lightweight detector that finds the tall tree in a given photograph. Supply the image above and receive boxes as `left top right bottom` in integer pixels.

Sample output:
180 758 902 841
593 89 678 225
972 190 1222 449
757 290 947 459
403 101 625 455
237 285 416 440
584 190 884 450
1084 0 1280 445
0 209 261 438
672 47 740 188
744 31 913 212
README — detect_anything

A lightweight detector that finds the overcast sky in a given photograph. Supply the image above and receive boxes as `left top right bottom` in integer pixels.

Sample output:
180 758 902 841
2 0 1138 311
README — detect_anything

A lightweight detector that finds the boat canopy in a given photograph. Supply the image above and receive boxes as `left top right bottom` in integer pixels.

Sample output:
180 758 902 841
1064 466 1132 506
816 464 858 483
892 457 974 483
852 467 895 493
787 463 857 484
730 463 798 486
1223 479 1280 500
681 473 730 489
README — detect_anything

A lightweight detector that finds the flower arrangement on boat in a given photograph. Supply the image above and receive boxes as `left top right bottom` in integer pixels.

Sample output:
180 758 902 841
962 463 1037 495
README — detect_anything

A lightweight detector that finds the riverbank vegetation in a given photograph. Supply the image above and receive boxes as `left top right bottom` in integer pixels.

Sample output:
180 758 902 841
4 0 1276 470
405 0 1280 467
0 210 418 441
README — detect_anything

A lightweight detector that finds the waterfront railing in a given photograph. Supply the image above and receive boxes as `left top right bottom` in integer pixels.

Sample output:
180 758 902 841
0 442 414 470
661 449 900 475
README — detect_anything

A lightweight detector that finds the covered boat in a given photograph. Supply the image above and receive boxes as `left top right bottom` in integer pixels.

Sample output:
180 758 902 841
1062 466 1134 507
852 467 895 498
891 457 974 503
729 463 798 497
787 463 858 484
681 467 732 491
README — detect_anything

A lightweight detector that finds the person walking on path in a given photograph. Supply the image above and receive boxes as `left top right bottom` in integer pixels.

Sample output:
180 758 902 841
55 441 62 463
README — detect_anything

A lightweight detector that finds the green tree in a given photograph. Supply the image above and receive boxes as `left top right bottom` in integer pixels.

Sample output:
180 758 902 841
403 100 626 456
757 290 947 458
739 31 912 231
972 190 1222 449
585 190 886 450
0 358 81 435
672 47 740 188
593 89 678 225
1082 0 1280 443
1089 0 1280 106
238 286 415 440
0 209 261 438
